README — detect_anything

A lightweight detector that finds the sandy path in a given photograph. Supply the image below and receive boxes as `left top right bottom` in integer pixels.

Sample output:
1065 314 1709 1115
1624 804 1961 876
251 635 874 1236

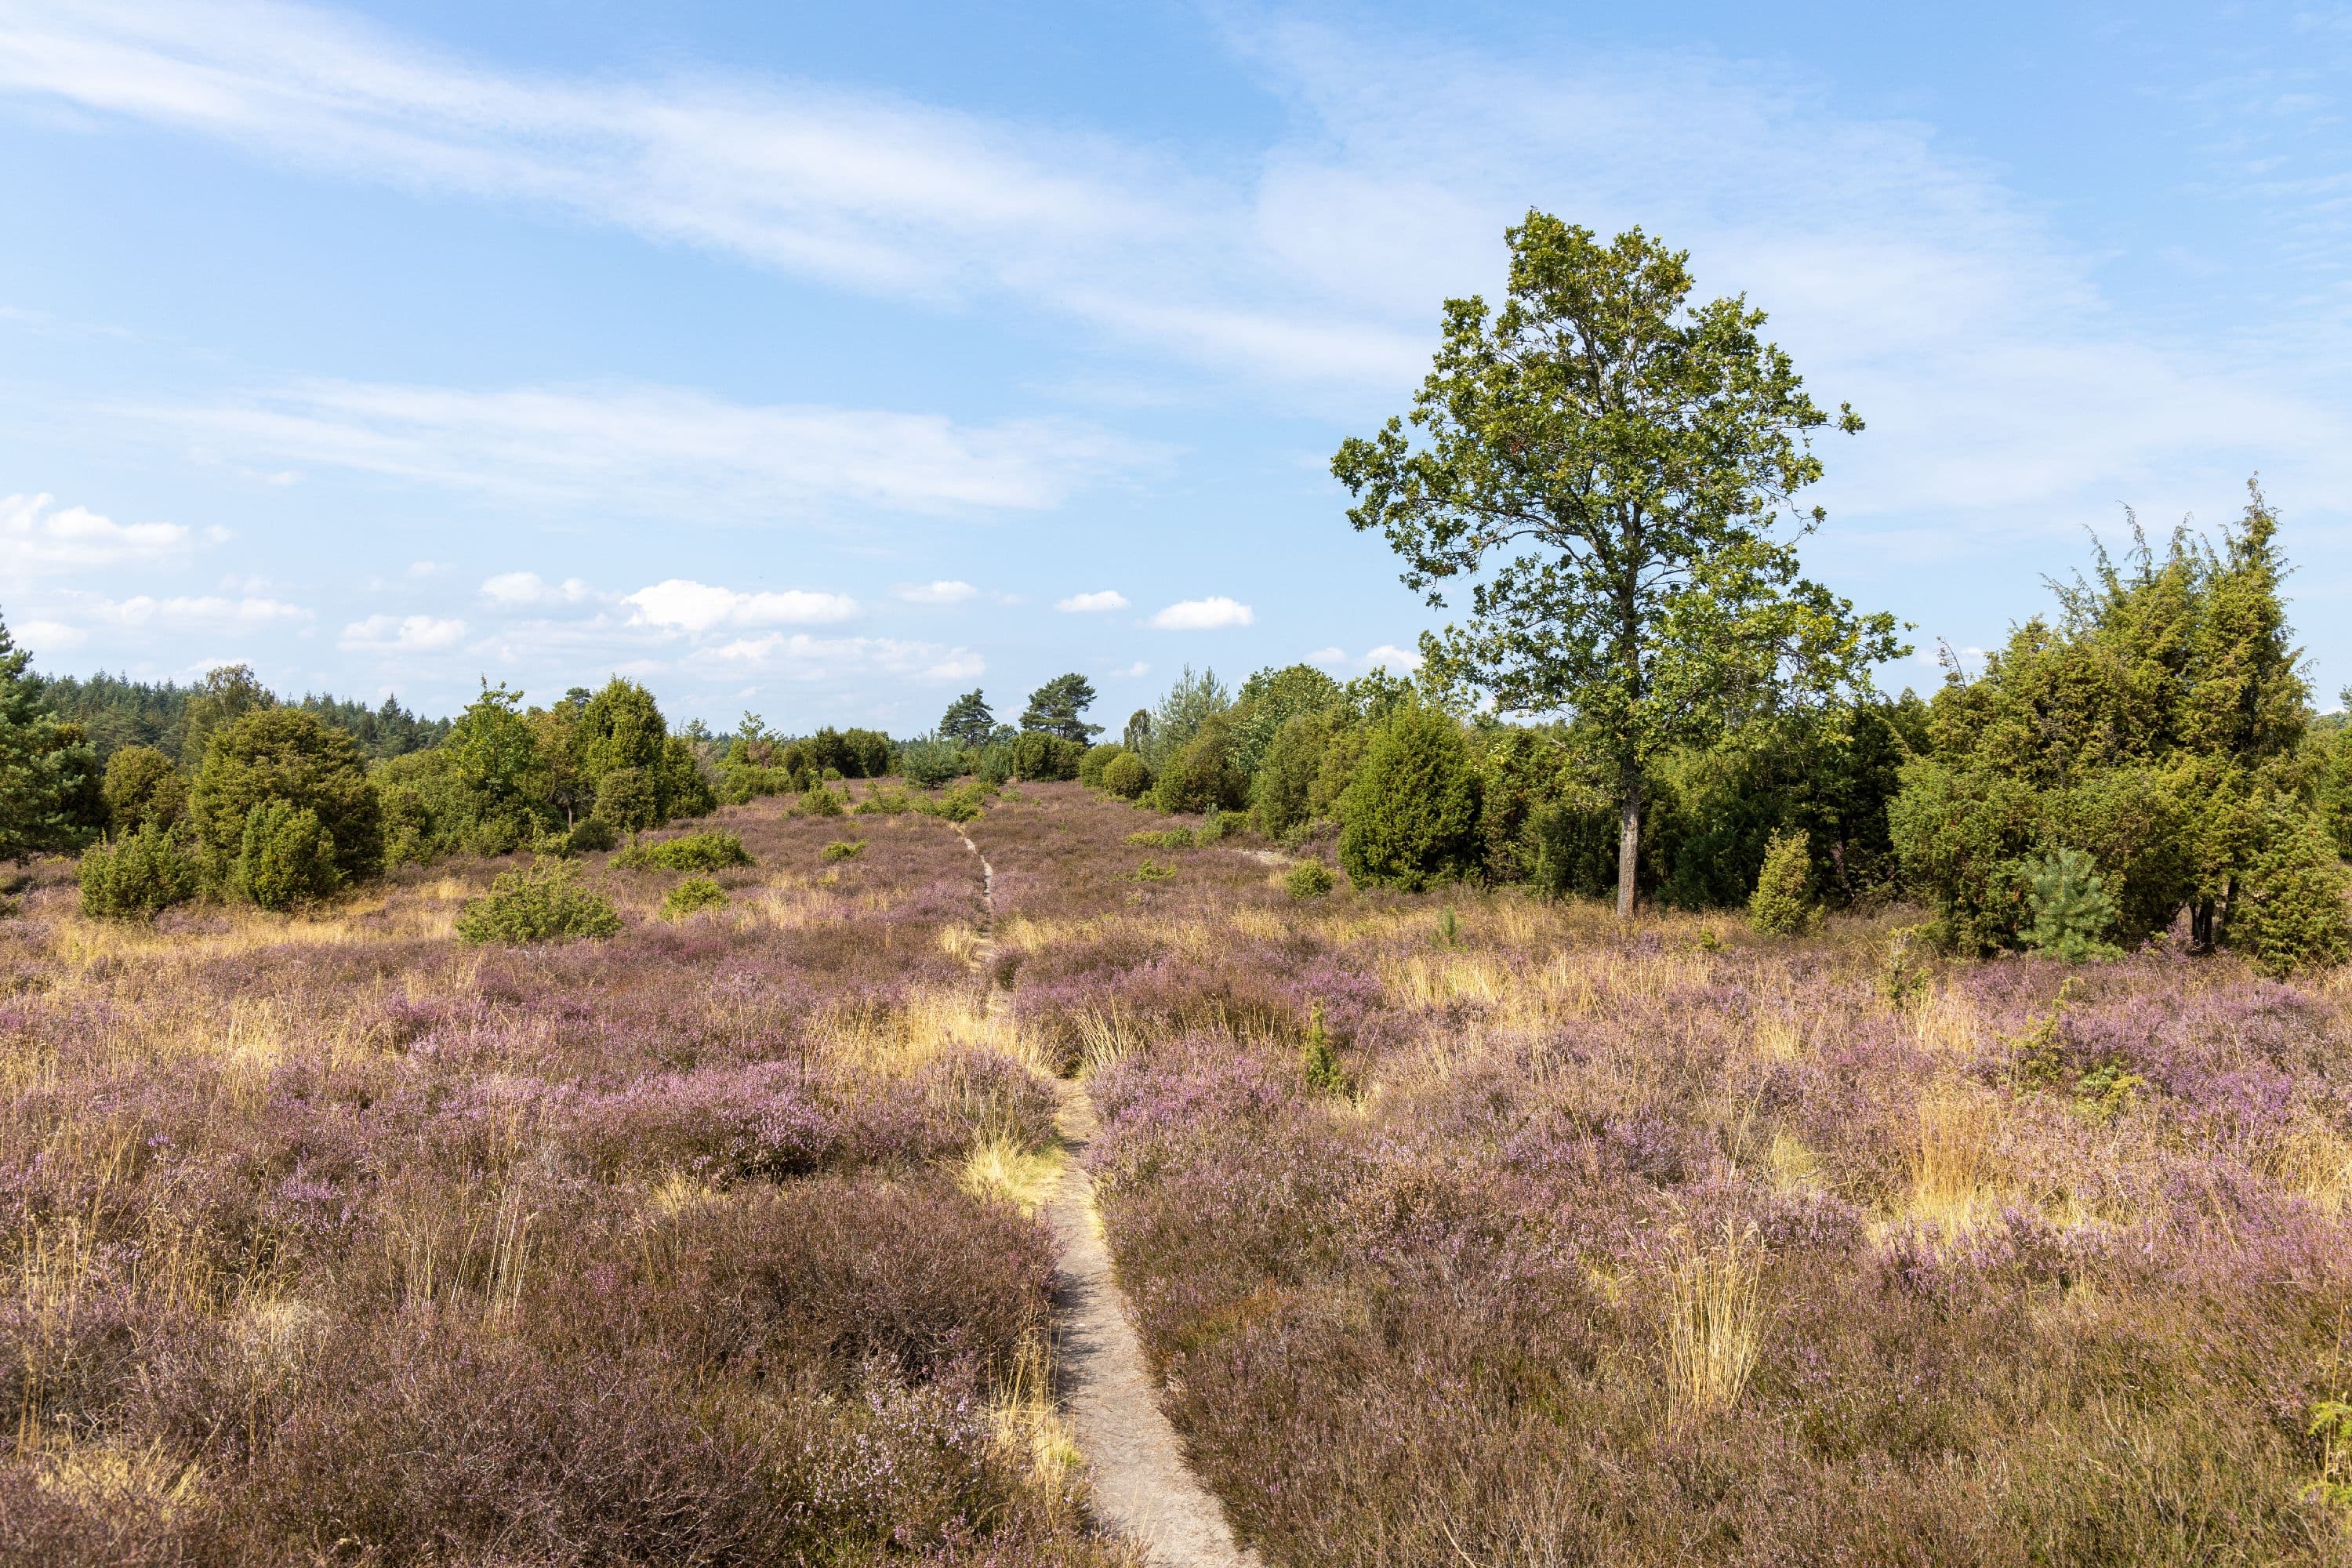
954 826 1261 1568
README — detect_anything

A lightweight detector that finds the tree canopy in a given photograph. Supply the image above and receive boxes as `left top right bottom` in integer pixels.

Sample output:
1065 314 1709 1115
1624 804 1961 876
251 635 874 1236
0 609 99 861
1019 673 1102 743
1334 212 1902 916
938 689 995 748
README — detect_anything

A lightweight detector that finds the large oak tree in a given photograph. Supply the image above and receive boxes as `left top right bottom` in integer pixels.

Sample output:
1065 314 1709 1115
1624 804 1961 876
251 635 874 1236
1334 212 1903 917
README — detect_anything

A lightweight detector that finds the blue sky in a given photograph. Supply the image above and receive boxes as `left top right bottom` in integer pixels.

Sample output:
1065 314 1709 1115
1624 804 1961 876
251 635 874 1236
2 1 2348 733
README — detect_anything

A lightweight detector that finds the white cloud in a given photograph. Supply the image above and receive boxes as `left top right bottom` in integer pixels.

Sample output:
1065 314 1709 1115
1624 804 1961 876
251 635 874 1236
1103 660 1150 679
481 570 597 608
1311 643 1423 673
1150 596 1254 630
1056 589 1129 613
625 578 858 633
16 618 85 651
2 491 195 573
339 612 466 652
134 379 1154 521
53 590 312 630
895 579 977 604
691 631 982 683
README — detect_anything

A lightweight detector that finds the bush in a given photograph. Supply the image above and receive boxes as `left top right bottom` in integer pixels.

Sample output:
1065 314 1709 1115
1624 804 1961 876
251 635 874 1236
975 743 1014 786
855 786 912 815
233 800 342 910
101 743 186 833
799 786 845 818
614 830 752 872
1010 731 1084 782
2229 808 2351 976
898 740 966 789
1887 759 2040 953
659 735 717 820
1150 720 1247 815
1285 862 1335 901
659 877 729 920
189 707 381 888
1102 752 1150 800
917 781 993 823
1748 829 1820 937
593 765 657 832
78 824 200 920
1253 710 1341 839
2020 847 2122 962
1337 704 1480 891
1127 828 1194 850
821 839 867 863
455 861 623 945
1078 742 1125 789
562 816 619 854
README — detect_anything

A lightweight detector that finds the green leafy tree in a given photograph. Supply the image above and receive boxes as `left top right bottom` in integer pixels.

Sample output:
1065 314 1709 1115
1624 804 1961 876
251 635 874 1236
938 690 996 749
1150 716 1248 815
1234 663 1345 777
1122 709 1152 753
178 663 273 766
1020 673 1103 744
445 681 549 846
575 678 666 801
102 743 187 835
1254 708 1345 840
0 612 100 861
1337 702 1481 891
1334 214 1902 918
1010 731 1085 781
187 708 381 888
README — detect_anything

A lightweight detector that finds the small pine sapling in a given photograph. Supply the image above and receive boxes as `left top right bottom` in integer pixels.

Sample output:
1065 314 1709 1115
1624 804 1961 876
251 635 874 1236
2020 848 2122 962
1748 829 1820 937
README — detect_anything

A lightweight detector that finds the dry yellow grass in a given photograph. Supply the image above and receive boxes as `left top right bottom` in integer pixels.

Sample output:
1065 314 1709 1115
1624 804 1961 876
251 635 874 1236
960 1134 1065 1214
2268 1120 2352 1210
1911 1083 2002 1231
1664 1225 1762 1428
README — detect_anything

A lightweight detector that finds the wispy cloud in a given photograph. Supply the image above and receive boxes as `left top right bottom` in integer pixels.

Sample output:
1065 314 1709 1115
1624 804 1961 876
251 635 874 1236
896 579 978 604
2 491 216 573
1310 642 1421 673
481 571 598 608
126 379 1158 522
1056 589 1128 612
339 612 466 652
1150 596 1253 630
47 589 312 631
624 578 858 633
691 632 982 684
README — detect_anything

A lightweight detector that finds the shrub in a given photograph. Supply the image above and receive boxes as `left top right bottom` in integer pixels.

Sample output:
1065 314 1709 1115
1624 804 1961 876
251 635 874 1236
593 765 657 832
1300 1001 1345 1091
1102 752 1150 800
821 839 866 863
1337 703 1480 891
233 800 342 909
1009 731 1084 782
78 823 200 920
917 782 993 823
798 786 845 818
1252 710 1341 839
1285 862 1334 901
659 735 717 820
975 743 1014 786
614 830 752 872
1134 859 1176 882
1748 829 1820 937
898 740 966 789
1150 720 1247 815
455 861 623 944
2229 808 2351 976
855 786 913 815
1887 758 2040 953
659 877 729 920
101 743 186 833
189 706 381 887
2020 847 2122 962
1078 742 1125 789
1127 828 1194 850
562 816 619 854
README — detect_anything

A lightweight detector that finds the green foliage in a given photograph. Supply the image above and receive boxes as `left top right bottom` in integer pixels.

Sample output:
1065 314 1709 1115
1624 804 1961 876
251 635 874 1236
1009 730 1085 782
659 877 728 920
1253 708 1344 840
1748 829 1820 937
2020 848 2122 963
800 726 892 779
820 838 866 863
659 735 717 819
1233 663 1345 776
854 786 912 816
1077 742 1125 789
1334 213 1902 916
797 785 845 818
897 739 966 789
2305 1399 2352 1515
1101 751 1150 800
0 610 100 861
593 766 656 832
1337 703 1481 891
916 781 993 823
1301 1001 1345 1092
102 743 186 834
614 830 752 872
188 706 380 890
2228 806 2351 977
78 824 200 920
2071 1061 2143 1121
1432 908 1462 949
938 689 996 748
1149 717 1247 815
1127 828 1194 849
1285 861 1335 901
1020 673 1102 744
1133 858 1176 882
232 800 342 910
557 817 618 855
179 664 274 766
455 861 622 945
1141 666 1232 774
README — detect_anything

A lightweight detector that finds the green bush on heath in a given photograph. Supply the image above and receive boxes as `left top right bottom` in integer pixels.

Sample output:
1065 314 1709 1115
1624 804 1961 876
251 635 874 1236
233 800 342 911
821 839 866 863
1337 703 1480 891
1010 731 1085 782
593 766 658 833
1285 861 1335 901
1748 829 1820 937
798 786 845 818
2020 847 2122 962
1077 742 1125 789
854 786 913 815
2228 807 2352 977
455 862 623 945
897 740 966 789
1101 752 1150 800
101 744 187 834
916 781 993 823
659 877 729 921
188 707 380 891
79 824 201 920
614 830 753 872
1127 828 1194 850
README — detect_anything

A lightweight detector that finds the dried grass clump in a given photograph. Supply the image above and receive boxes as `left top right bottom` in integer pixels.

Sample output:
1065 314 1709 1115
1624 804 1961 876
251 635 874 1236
1663 1225 1763 1427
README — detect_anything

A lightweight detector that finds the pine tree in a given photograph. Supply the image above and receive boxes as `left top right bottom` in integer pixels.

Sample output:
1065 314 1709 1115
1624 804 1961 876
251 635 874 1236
1018 673 1102 742
0 610 100 862
938 689 995 747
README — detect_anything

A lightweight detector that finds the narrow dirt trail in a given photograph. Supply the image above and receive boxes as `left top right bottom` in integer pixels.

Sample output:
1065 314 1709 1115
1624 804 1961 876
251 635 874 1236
953 826 1261 1568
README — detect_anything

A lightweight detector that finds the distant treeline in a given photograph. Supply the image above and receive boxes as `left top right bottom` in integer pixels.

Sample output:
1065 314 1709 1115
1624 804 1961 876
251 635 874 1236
31 669 451 764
